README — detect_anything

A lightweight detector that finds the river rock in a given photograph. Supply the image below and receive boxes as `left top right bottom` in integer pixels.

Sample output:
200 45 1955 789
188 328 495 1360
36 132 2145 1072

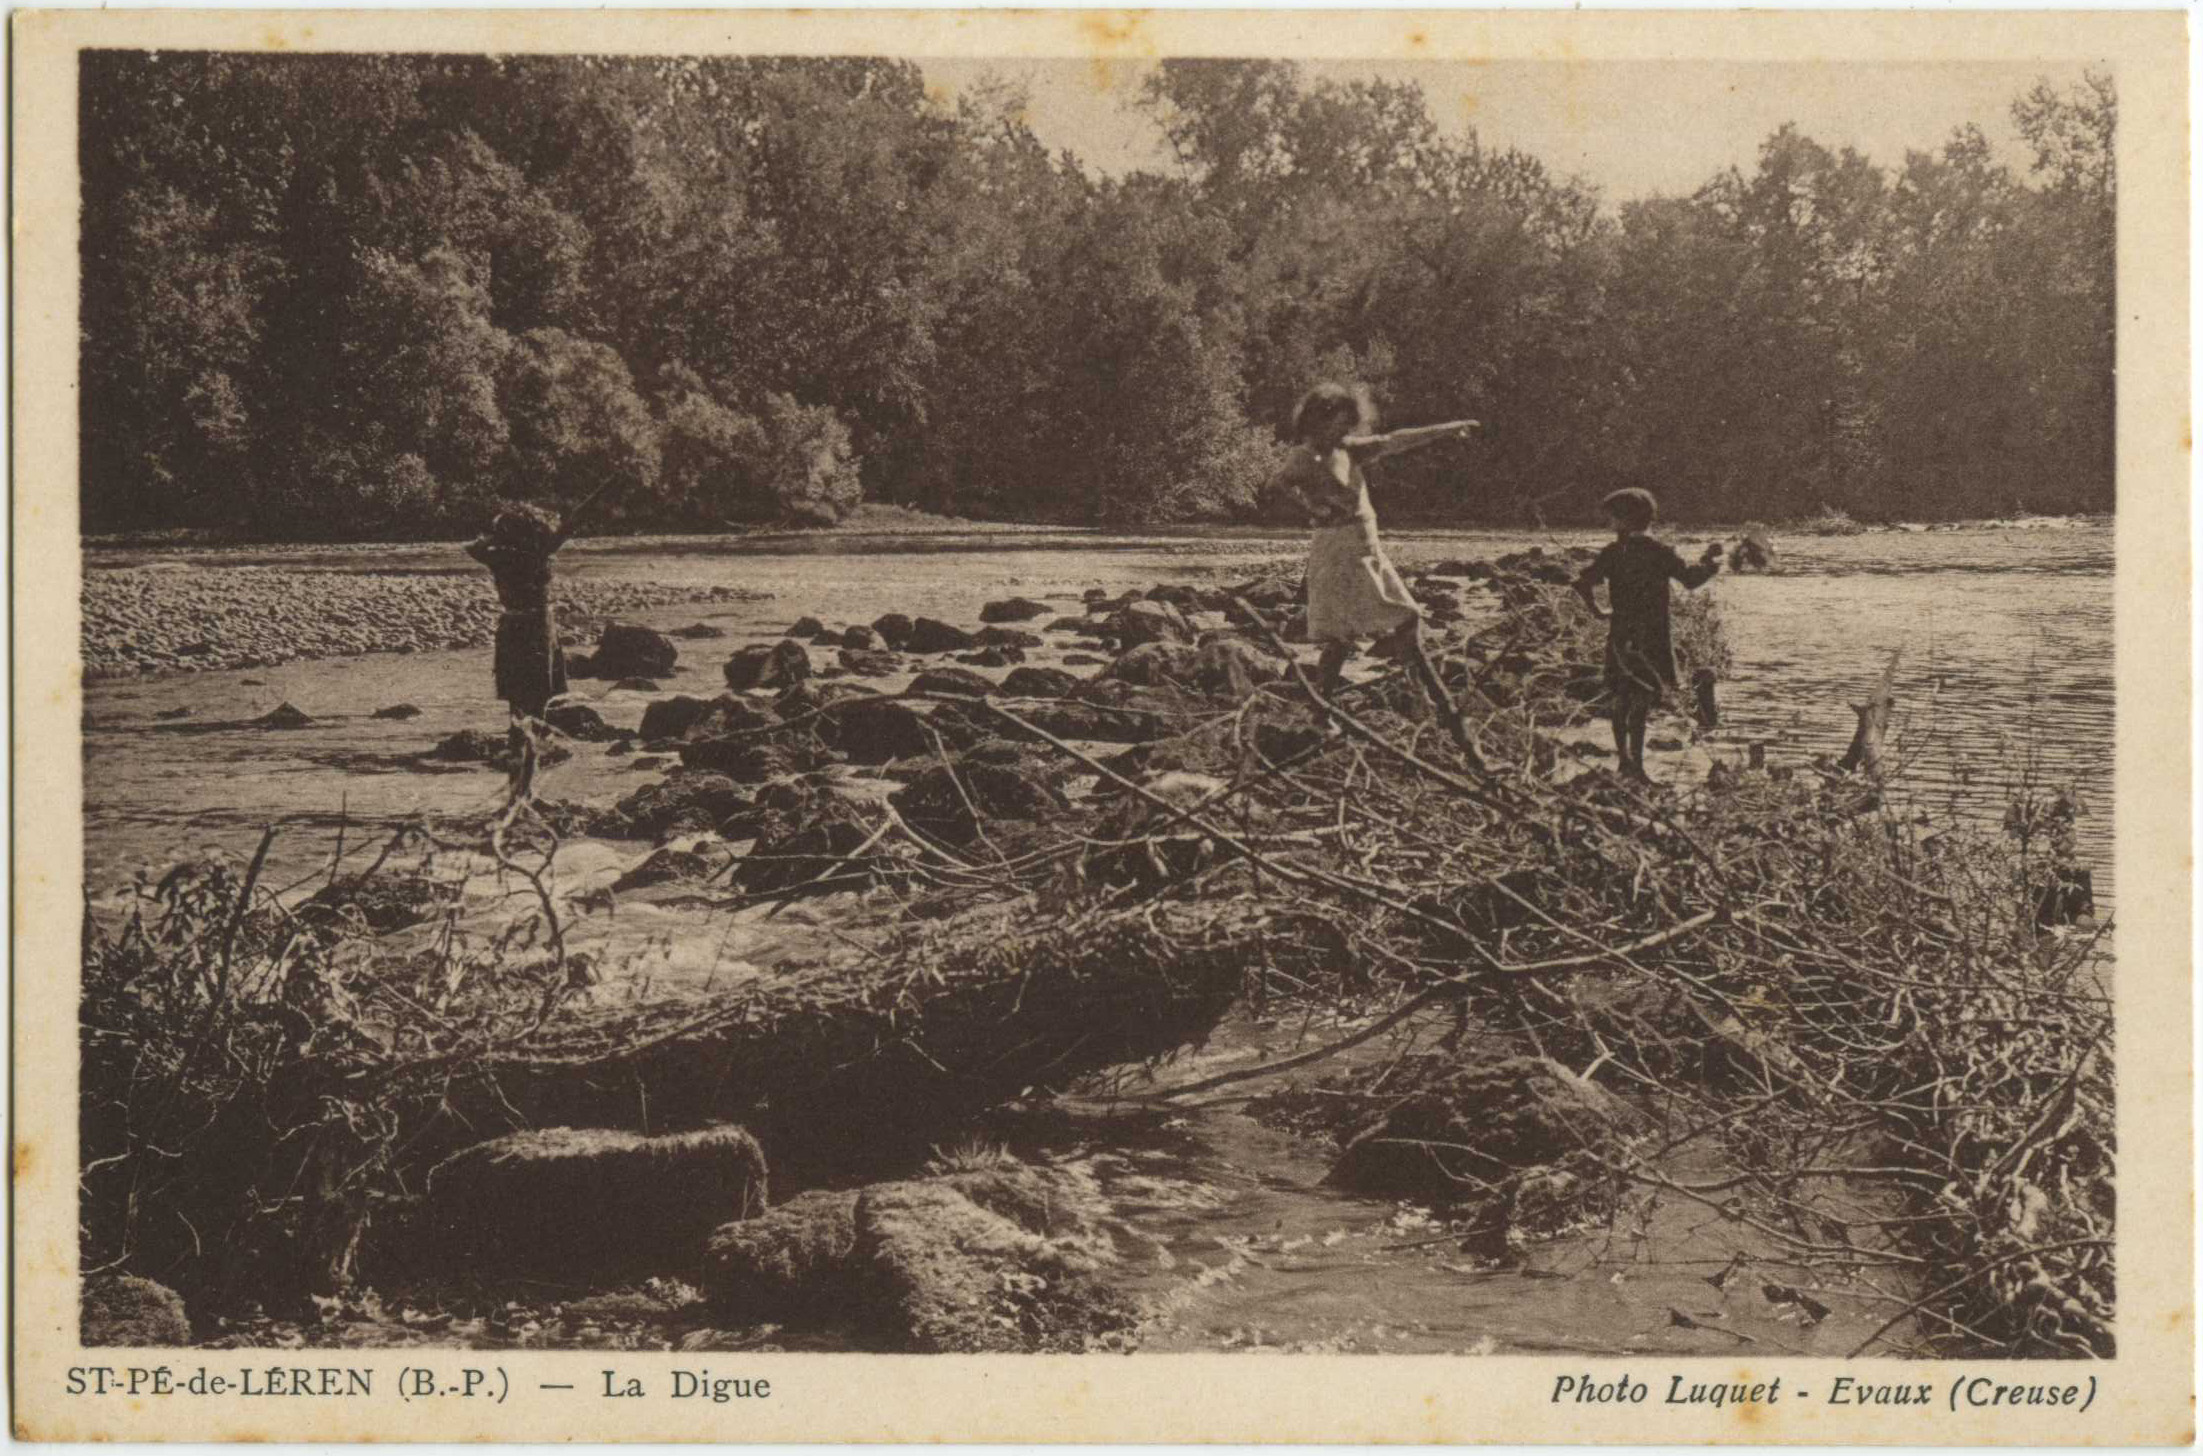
979 596 1052 623
958 646 1024 668
671 623 728 640
786 616 826 638
815 696 975 765
838 625 879 651
614 772 753 840
1044 616 1094 634
1191 636 1283 698
871 613 915 650
610 677 660 693
579 623 679 680
1324 1057 1635 1206
545 701 623 743
839 648 902 678
908 667 995 699
422 1125 767 1273
422 729 572 771
974 628 1044 652
680 737 801 783
904 617 975 655
253 701 315 730
734 813 882 897
81 1274 191 1347
640 693 771 744
1102 641 1195 688
371 704 422 720
1106 599 1194 647
1001 666 1077 699
890 761 1068 845
724 640 812 693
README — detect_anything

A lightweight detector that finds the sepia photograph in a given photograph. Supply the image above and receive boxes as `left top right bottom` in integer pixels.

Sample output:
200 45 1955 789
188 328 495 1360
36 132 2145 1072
12 7 2191 1446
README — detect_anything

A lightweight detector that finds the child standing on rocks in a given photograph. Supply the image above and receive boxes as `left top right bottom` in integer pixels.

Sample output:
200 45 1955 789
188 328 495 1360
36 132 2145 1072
1572 487 1723 782
1279 382 1478 701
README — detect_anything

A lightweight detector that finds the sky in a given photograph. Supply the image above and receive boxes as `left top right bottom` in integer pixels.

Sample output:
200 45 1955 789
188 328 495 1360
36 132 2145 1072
921 57 2095 202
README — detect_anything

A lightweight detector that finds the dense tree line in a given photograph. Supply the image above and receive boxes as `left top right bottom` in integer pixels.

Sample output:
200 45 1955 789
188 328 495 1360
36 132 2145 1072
79 53 2115 537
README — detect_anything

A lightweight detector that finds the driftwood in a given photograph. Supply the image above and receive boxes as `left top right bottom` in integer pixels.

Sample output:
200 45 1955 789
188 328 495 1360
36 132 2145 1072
382 900 1335 1165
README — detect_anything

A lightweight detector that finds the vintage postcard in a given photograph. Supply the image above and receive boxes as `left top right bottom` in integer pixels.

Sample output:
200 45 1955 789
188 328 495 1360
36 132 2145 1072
10 6 2191 1444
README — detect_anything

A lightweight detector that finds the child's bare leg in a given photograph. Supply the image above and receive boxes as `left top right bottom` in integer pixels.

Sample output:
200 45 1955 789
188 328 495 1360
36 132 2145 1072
1316 640 1354 697
1624 701 1651 779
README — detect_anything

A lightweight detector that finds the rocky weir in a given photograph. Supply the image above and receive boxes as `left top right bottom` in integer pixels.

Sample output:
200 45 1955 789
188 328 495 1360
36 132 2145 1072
81 547 2110 1358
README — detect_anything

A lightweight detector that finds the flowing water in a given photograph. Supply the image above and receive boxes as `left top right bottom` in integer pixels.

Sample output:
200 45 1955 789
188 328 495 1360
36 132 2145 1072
79 519 2113 1352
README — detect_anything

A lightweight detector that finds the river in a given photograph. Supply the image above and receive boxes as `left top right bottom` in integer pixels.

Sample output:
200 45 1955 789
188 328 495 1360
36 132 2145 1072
78 520 2113 1353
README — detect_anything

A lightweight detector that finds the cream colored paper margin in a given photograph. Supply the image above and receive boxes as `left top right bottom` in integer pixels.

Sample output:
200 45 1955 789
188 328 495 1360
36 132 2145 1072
10 7 2190 1444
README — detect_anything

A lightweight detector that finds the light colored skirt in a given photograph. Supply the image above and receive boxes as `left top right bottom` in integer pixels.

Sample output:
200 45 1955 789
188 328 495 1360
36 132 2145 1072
1306 523 1420 644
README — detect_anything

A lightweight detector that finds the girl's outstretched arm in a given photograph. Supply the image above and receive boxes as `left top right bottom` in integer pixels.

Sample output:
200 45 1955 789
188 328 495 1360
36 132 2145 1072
1347 420 1479 462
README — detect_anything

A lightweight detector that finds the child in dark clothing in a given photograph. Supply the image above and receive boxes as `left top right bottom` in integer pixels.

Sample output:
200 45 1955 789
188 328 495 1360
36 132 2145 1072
466 502 572 728
1572 487 1723 781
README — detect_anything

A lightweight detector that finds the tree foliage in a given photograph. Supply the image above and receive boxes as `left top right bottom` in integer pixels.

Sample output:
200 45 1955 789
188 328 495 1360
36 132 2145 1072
80 53 2116 537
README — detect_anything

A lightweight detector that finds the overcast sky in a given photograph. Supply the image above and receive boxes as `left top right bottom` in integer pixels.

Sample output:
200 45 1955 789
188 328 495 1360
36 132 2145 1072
921 58 2096 202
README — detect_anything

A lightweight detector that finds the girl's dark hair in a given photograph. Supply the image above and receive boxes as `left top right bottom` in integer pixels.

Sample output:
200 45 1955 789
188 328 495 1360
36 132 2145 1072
1601 487 1658 531
1292 381 1376 441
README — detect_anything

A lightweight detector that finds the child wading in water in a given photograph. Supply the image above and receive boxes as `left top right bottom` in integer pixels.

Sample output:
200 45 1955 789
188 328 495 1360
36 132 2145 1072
1279 382 1478 705
1572 487 1723 782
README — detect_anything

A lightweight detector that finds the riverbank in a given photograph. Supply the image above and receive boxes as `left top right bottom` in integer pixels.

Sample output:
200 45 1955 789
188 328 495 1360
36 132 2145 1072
80 566 763 679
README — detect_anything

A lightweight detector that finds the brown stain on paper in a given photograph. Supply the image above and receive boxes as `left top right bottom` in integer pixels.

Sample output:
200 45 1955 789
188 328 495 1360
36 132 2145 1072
13 1140 34 1180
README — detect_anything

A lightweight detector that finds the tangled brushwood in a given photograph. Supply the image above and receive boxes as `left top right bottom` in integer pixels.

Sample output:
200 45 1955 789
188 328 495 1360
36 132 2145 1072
80 553 2109 1356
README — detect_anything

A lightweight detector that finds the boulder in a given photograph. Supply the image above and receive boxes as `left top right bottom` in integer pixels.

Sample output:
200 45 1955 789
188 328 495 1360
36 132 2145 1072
1102 641 1195 688
1001 666 1077 699
1324 1057 1634 1206
871 613 915 650
839 625 879 651
1107 599 1194 648
703 1190 861 1318
724 640 812 693
582 623 679 680
1044 616 1094 634
908 667 996 699
610 677 660 694
839 648 903 678
640 694 738 743
81 1274 191 1347
545 701 623 743
979 596 1052 623
890 761 1069 846
957 647 1025 668
974 626 1045 650
816 696 975 765
905 617 976 655
613 772 753 840
680 737 801 783
786 616 826 638
422 1125 767 1273
252 701 314 730
371 704 422 721
422 729 571 771
670 623 728 640
1190 636 1283 698
734 815 882 897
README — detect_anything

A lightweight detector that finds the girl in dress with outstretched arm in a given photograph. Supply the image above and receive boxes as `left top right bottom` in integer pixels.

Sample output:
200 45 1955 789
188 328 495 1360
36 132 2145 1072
1277 382 1479 702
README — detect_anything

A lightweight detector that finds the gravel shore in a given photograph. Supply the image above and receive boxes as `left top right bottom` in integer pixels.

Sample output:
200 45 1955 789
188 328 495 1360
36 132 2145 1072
81 565 761 679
